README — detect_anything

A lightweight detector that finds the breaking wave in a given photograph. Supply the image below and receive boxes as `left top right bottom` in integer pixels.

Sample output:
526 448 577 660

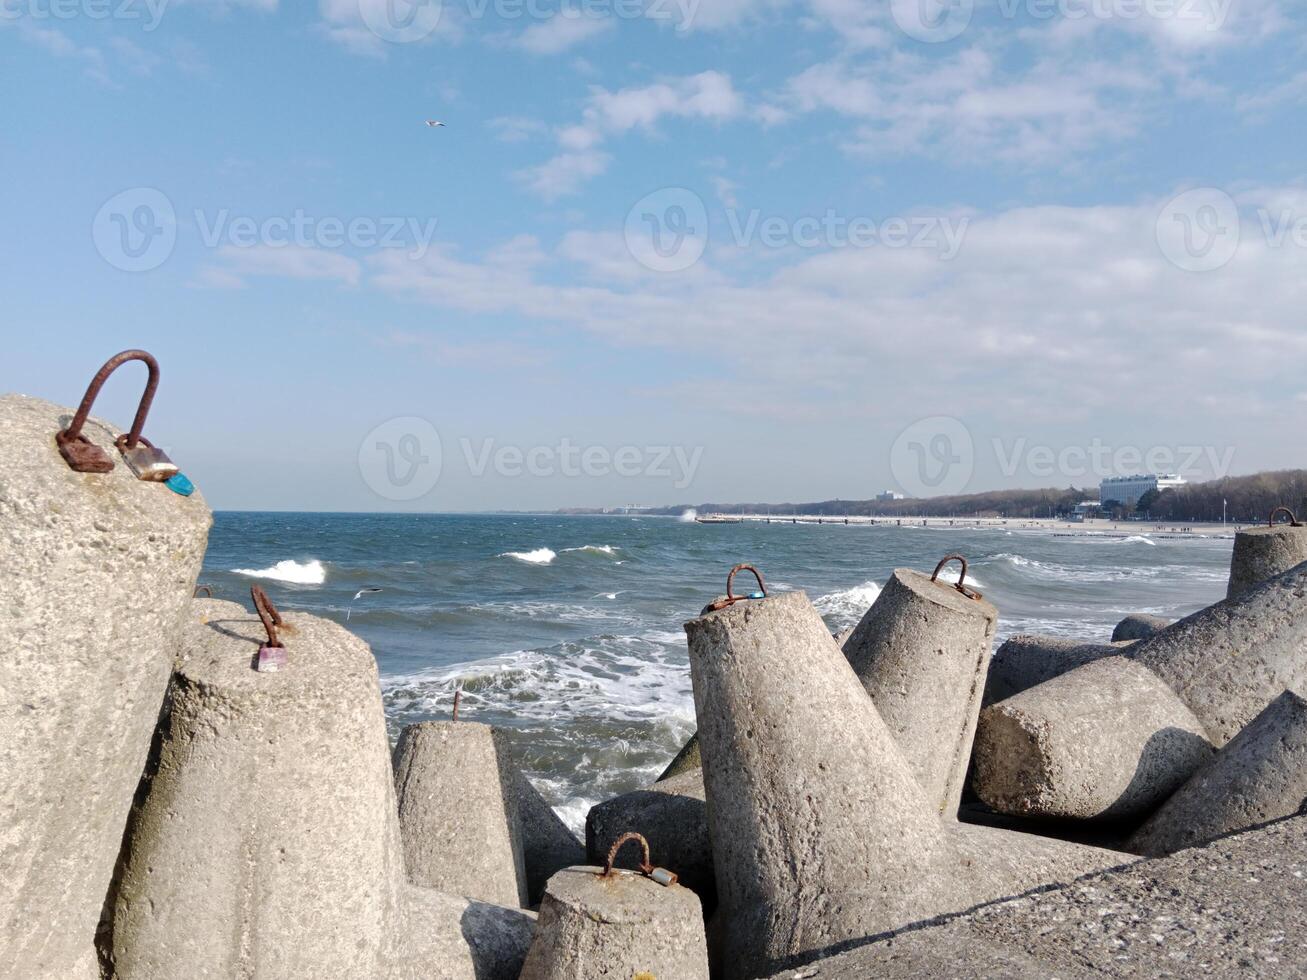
499 548 557 565
230 559 326 585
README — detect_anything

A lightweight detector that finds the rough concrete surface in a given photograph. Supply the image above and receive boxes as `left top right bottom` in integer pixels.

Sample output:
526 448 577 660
0 393 211 980
767 813 1307 979
519 866 709 980
586 768 714 907
1131 559 1307 745
843 568 998 816
1131 689 1307 856
510 768 585 908
110 601 532 979
974 655 1214 819
1227 522 1307 600
982 633 1130 707
950 823 1133 902
657 730 702 781
394 720 528 908
1112 614 1172 643
686 590 963 980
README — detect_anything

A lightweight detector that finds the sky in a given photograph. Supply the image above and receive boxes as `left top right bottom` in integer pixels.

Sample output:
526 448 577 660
3 0 1306 511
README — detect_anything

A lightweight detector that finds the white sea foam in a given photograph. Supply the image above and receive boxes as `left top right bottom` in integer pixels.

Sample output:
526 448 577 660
499 547 556 565
933 566 985 590
813 581 882 626
561 544 620 556
1117 535 1157 546
678 509 698 522
231 559 326 585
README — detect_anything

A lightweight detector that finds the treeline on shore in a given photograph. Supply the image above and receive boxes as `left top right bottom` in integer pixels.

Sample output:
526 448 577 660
640 470 1307 522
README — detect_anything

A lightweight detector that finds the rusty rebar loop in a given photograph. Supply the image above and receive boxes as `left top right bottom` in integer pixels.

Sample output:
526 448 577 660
602 832 654 877
193 585 213 598
931 554 981 600
57 349 161 451
251 585 284 648
452 686 462 721
725 564 766 602
1269 507 1302 528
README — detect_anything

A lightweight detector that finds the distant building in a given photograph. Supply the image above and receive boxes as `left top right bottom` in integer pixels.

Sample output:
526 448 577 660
1069 501 1101 522
1099 474 1187 508
877 490 905 502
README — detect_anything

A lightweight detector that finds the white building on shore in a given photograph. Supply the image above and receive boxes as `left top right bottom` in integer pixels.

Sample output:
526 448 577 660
1100 474 1187 508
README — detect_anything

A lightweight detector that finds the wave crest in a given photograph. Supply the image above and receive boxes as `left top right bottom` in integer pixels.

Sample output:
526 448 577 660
231 559 326 585
498 548 557 565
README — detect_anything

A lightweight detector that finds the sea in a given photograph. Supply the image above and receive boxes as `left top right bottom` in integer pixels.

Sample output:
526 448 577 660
201 512 1234 834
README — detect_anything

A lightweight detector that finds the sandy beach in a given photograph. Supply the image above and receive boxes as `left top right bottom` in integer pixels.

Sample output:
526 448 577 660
694 514 1239 538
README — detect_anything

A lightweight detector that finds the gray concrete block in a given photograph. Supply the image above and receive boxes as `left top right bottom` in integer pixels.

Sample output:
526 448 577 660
394 720 528 908
982 633 1129 707
686 590 963 979
843 568 998 816
774 813 1307 979
974 655 1214 820
1130 690 1307 856
519 864 709 980
110 601 532 979
510 769 585 908
656 731 702 781
1133 558 1307 745
950 823 1132 902
1227 521 1307 600
1112 613 1172 642
0 393 211 980
586 769 713 907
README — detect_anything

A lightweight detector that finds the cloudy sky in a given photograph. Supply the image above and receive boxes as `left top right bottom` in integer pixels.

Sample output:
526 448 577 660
4 0 1306 510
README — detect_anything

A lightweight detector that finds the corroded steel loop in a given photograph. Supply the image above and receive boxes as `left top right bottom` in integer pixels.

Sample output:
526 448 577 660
602 832 654 877
193 585 213 598
931 554 982 601
703 564 768 613
251 585 284 648
58 349 162 454
1269 507 1302 528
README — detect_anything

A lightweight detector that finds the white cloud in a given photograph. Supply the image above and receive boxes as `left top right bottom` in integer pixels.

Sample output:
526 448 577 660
196 245 362 288
514 11 615 53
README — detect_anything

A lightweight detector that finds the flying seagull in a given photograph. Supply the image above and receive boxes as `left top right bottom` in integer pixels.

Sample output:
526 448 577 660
347 588 383 621
425 120 445 127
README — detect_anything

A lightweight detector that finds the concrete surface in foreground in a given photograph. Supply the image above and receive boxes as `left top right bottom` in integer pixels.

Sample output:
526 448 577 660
767 813 1307 979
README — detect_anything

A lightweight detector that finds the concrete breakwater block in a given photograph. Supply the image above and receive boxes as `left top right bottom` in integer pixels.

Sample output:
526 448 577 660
0 393 211 980
686 590 963 979
1227 516 1307 600
950 823 1132 900
586 769 713 907
1132 558 1307 745
1130 690 1307 857
394 720 528 908
1111 613 1172 642
520 843 709 980
769 812 1307 979
510 769 585 907
656 731 702 781
843 564 998 816
974 655 1214 820
110 601 532 979
982 634 1129 707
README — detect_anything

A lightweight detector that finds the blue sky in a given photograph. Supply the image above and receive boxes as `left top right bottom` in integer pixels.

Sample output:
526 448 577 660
3 0 1306 510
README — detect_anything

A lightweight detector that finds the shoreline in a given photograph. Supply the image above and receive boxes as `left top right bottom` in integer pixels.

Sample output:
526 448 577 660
694 514 1240 538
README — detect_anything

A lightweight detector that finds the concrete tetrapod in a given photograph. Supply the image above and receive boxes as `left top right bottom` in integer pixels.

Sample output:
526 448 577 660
1111 613 1172 642
394 720 529 908
510 769 586 907
981 634 1130 707
686 590 964 979
0 392 211 980
843 563 998 816
520 838 709 980
110 600 533 980
1132 558 1307 745
1130 689 1307 856
1226 515 1307 600
974 655 1215 820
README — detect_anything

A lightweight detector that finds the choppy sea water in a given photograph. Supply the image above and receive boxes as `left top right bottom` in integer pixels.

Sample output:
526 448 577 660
202 513 1233 833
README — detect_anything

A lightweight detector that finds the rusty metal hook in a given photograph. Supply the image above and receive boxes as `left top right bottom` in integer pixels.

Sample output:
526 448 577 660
55 350 162 472
931 554 982 600
251 585 284 648
193 585 213 598
600 832 678 886
703 564 767 613
452 685 462 722
1269 507 1302 528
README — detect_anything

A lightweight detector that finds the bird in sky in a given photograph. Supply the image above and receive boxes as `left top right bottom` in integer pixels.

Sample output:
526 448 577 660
426 120 445 127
